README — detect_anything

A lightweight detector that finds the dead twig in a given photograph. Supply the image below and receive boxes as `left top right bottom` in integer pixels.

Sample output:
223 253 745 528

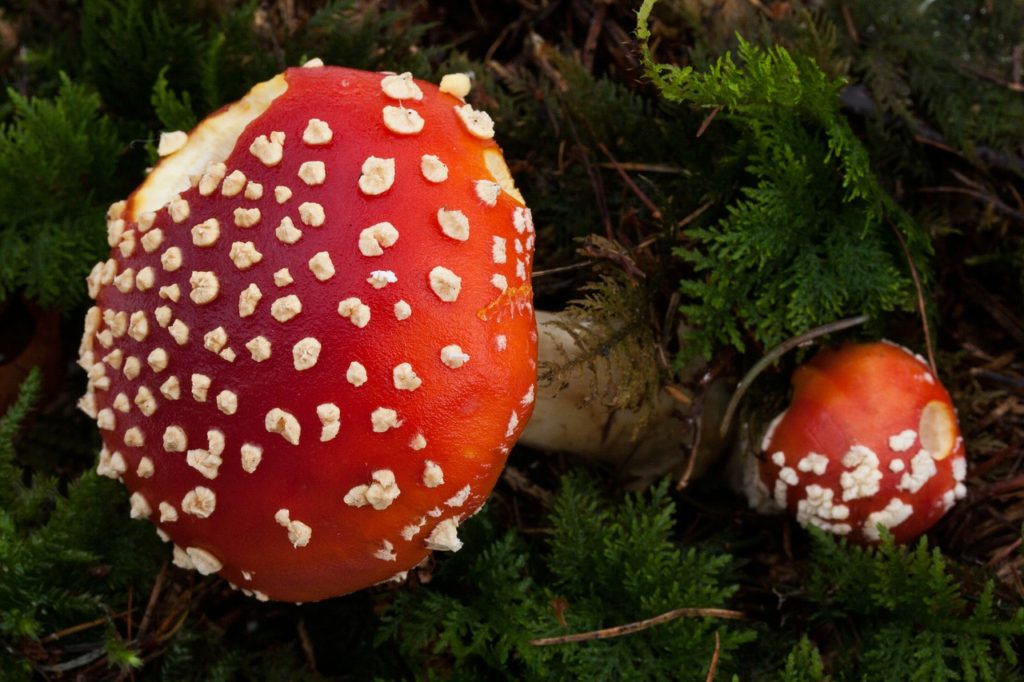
719 315 871 439
597 143 663 221
529 607 746 646
887 218 937 376
705 631 721 682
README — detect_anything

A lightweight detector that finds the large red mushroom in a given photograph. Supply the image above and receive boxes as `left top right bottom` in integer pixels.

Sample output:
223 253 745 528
78 63 537 602
740 341 967 544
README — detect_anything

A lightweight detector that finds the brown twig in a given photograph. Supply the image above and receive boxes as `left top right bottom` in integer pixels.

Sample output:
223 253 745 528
696 106 722 138
597 143 663 221
136 562 168 641
41 611 130 643
529 607 746 646
705 631 721 682
887 218 937 376
917 186 1024 223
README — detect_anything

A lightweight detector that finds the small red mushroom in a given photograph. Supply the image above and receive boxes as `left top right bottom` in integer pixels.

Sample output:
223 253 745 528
78 63 537 602
741 341 967 544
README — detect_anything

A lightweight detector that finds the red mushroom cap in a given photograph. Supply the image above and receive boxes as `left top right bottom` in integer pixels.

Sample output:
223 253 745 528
78 64 537 601
744 341 966 544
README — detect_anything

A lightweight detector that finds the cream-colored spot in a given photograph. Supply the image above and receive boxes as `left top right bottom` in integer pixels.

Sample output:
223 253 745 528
132 387 156 417
187 447 222 480
367 270 397 289
113 268 135 294
167 198 190 223
491 274 508 291
374 540 397 562
475 180 500 206
219 348 236 363
216 390 238 415
137 456 155 478
221 169 246 196
158 284 180 302
128 311 149 342
233 207 262 228
919 400 956 460
298 160 326 185
271 295 302 322
244 181 263 200
381 72 423 100
441 344 469 368
382 105 425 135
158 130 188 156
274 185 292 203
358 156 395 195
169 319 190 345
239 283 262 317
292 337 322 371
420 154 448 183
135 267 156 291
241 443 263 473
308 252 335 281
181 487 217 518
889 429 917 453
298 202 325 227
246 336 271 362
147 347 169 372
439 72 471 98
137 211 156 233
189 271 219 305
159 376 181 400
191 373 211 402
371 407 401 433
103 349 123 370
265 408 301 445
429 266 461 302
275 216 303 244
123 426 144 448
129 492 152 519
249 133 284 166
229 241 263 270
158 502 177 522
317 403 340 442
198 162 227 196
393 363 422 391
302 118 333 145
505 411 519 438
422 460 444 487
337 297 370 327
346 361 368 387
437 208 469 241
454 103 495 139
345 469 401 510
203 327 228 354
302 57 324 68
410 434 427 451
154 306 172 328
426 518 463 552
123 356 141 380
163 425 187 452
275 509 312 548
274 268 294 287
394 300 411 320
358 222 399 256
446 485 471 508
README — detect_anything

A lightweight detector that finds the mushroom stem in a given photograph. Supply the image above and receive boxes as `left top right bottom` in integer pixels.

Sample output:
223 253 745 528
519 310 730 486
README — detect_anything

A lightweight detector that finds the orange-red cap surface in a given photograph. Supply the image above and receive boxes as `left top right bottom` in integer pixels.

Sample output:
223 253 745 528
749 342 966 544
78 65 537 602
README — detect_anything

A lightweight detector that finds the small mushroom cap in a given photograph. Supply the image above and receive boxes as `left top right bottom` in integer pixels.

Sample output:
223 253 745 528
750 342 966 544
80 66 537 601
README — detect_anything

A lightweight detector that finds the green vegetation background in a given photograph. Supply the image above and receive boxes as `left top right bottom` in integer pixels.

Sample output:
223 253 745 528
2 0 1024 679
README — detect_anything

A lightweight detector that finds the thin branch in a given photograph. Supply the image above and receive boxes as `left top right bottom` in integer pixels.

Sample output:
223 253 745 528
705 631 721 682
597 142 663 220
529 607 746 646
719 315 870 439
888 218 937 375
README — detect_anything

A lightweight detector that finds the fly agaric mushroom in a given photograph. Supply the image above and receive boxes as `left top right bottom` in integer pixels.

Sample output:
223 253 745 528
78 63 537 602
741 341 967 544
